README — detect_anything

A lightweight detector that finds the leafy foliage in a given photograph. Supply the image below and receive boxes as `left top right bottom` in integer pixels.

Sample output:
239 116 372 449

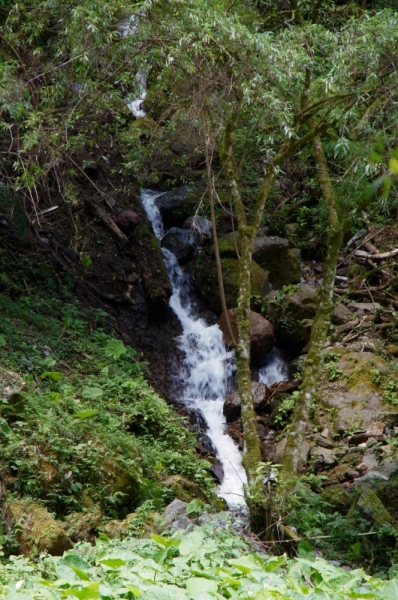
1 518 398 598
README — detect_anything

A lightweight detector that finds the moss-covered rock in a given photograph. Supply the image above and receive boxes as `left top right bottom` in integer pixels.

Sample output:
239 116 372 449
62 510 103 543
134 222 171 305
216 231 300 289
103 512 136 539
3 501 72 557
162 475 207 503
192 255 269 314
321 485 353 512
99 458 140 506
357 489 395 525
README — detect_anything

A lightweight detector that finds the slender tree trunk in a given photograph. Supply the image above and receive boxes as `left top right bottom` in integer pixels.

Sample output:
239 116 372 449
280 134 343 490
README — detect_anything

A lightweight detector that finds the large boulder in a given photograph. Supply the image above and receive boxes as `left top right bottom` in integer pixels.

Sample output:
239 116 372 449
218 309 275 365
321 350 394 434
224 381 269 422
3 501 72 556
263 283 317 347
115 209 140 233
192 256 270 314
155 186 204 229
183 215 212 244
161 227 196 263
217 230 300 289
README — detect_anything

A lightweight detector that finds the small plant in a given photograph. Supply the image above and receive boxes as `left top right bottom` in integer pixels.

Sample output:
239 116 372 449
370 369 383 385
326 364 343 381
274 394 297 427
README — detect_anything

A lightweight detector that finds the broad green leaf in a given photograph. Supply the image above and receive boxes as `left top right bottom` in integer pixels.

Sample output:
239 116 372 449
104 339 126 360
99 558 126 569
151 534 180 548
186 499 202 517
185 578 218 594
0 418 11 433
60 553 92 571
264 555 286 572
63 582 100 599
50 392 61 402
382 579 398 600
71 567 91 581
126 585 143 597
82 387 103 399
41 371 63 381
73 410 99 419
297 540 315 560
0 335 6 347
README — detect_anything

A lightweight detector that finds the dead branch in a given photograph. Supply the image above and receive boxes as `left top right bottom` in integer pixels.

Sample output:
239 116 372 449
85 200 129 245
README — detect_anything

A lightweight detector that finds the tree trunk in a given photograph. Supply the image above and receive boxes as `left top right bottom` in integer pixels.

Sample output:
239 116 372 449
280 134 343 490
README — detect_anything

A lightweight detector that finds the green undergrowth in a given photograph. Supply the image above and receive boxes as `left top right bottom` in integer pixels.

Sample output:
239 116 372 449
2 518 398 599
0 290 214 520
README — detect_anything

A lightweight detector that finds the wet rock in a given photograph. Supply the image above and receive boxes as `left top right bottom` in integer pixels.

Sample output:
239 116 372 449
115 209 140 233
3 501 72 556
163 499 188 523
170 516 194 531
193 255 270 314
260 439 276 462
224 382 270 422
209 462 224 484
314 436 336 450
321 485 352 512
183 215 212 243
198 433 216 455
357 489 395 524
155 185 203 228
161 227 196 263
349 432 369 446
219 309 275 365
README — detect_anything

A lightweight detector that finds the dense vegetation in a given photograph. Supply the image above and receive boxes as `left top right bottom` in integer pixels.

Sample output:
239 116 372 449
2 0 398 596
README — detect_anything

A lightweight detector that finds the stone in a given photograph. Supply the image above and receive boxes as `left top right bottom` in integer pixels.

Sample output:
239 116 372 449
366 421 385 437
103 513 136 539
171 516 194 531
347 302 382 314
274 437 287 464
209 462 224 484
3 501 72 556
332 303 354 325
224 382 270 422
353 471 389 486
314 436 335 449
218 309 275 365
193 255 270 314
322 351 390 433
216 232 300 289
115 209 140 233
161 227 196 263
313 447 337 471
156 185 204 228
262 283 317 348
357 490 395 524
385 345 398 357
163 499 188 523
321 485 352 512
183 215 212 243
252 235 301 289
260 440 276 462
357 450 379 475
62 511 103 543
162 475 206 502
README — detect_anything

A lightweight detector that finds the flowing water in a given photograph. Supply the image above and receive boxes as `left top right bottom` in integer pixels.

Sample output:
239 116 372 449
141 189 287 506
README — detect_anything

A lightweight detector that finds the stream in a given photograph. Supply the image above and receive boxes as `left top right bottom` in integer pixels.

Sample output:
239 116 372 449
141 189 288 506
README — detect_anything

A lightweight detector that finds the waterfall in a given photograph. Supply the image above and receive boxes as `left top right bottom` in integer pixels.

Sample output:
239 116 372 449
141 189 288 507
259 349 289 386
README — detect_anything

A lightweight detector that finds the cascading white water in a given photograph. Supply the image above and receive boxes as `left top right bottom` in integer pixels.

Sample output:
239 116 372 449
141 189 289 507
141 190 247 506
259 349 289 386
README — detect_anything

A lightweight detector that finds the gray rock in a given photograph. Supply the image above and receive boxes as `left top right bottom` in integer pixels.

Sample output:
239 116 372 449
224 381 269 422
170 516 194 531
218 309 275 366
161 227 196 263
163 499 188 523
357 490 395 524
353 471 389 487
332 303 353 325
183 215 212 243
156 185 201 228
313 447 337 471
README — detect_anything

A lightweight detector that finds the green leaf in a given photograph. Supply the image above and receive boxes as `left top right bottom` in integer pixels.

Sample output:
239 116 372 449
297 540 315 560
61 554 93 571
71 567 91 581
99 558 126 569
264 555 286 572
185 578 218 595
64 582 100 599
104 338 127 360
151 533 180 548
389 157 398 175
126 585 143 597
73 410 99 419
0 418 11 434
50 392 61 402
41 371 63 381
186 499 202 517
82 387 103 399
0 335 6 347
382 579 398 600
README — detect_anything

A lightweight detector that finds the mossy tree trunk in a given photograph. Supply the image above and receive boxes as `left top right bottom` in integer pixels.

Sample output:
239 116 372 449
219 104 332 530
279 134 343 491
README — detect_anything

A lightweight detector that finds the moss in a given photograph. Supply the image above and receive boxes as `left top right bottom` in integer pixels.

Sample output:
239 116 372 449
134 223 171 304
192 255 269 314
